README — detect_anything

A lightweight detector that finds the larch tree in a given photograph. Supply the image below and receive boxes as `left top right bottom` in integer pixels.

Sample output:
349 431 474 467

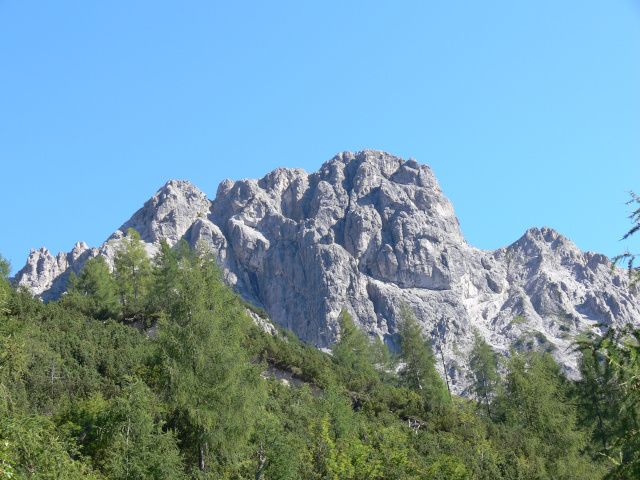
114 228 150 315
0 252 10 317
397 301 449 410
69 256 118 319
332 309 378 392
572 345 621 458
148 239 182 315
157 243 264 474
102 378 185 479
613 190 640 290
583 325 640 478
498 350 590 478
468 329 500 419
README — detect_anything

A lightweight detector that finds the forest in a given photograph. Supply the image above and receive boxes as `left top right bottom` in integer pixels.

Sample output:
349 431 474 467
0 220 639 479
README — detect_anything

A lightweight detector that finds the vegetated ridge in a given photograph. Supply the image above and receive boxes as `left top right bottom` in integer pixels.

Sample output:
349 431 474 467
15 150 640 393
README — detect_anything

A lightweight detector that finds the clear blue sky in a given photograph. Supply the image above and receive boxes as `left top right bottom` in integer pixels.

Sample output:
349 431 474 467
1 1 639 275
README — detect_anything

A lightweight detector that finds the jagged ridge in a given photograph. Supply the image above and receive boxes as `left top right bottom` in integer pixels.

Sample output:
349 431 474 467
15 150 640 393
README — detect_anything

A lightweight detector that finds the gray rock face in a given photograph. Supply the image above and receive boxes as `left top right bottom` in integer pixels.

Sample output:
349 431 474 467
15 180 212 302
15 242 95 301
15 150 640 393
110 179 212 245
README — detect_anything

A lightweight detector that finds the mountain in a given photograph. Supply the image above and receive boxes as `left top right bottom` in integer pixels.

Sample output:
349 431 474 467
15 150 640 393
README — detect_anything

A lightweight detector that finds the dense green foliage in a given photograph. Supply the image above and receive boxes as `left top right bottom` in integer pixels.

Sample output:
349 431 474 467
0 238 636 478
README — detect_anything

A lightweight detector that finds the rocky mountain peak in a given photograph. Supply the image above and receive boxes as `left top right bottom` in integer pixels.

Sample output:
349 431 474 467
109 179 211 246
14 151 640 393
16 242 93 301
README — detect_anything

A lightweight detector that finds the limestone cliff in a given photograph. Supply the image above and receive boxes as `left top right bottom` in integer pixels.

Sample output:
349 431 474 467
15 150 640 392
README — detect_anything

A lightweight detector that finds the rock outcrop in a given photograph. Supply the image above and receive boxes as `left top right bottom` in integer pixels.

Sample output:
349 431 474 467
16 242 94 301
15 180 211 302
15 150 640 393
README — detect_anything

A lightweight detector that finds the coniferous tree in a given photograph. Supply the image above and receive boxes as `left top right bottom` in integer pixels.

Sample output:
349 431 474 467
0 414 101 478
102 378 185 479
397 301 449 410
0 335 27 417
157 244 264 474
147 239 182 314
0 253 9 279
572 344 621 459
114 228 150 315
251 406 301 480
613 190 640 290
0 252 10 317
497 350 593 478
332 309 378 391
68 256 118 319
588 188 640 477
371 335 392 371
583 325 640 478
468 329 500 419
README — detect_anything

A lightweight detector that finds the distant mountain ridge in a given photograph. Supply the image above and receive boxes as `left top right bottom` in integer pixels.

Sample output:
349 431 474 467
15 150 640 393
